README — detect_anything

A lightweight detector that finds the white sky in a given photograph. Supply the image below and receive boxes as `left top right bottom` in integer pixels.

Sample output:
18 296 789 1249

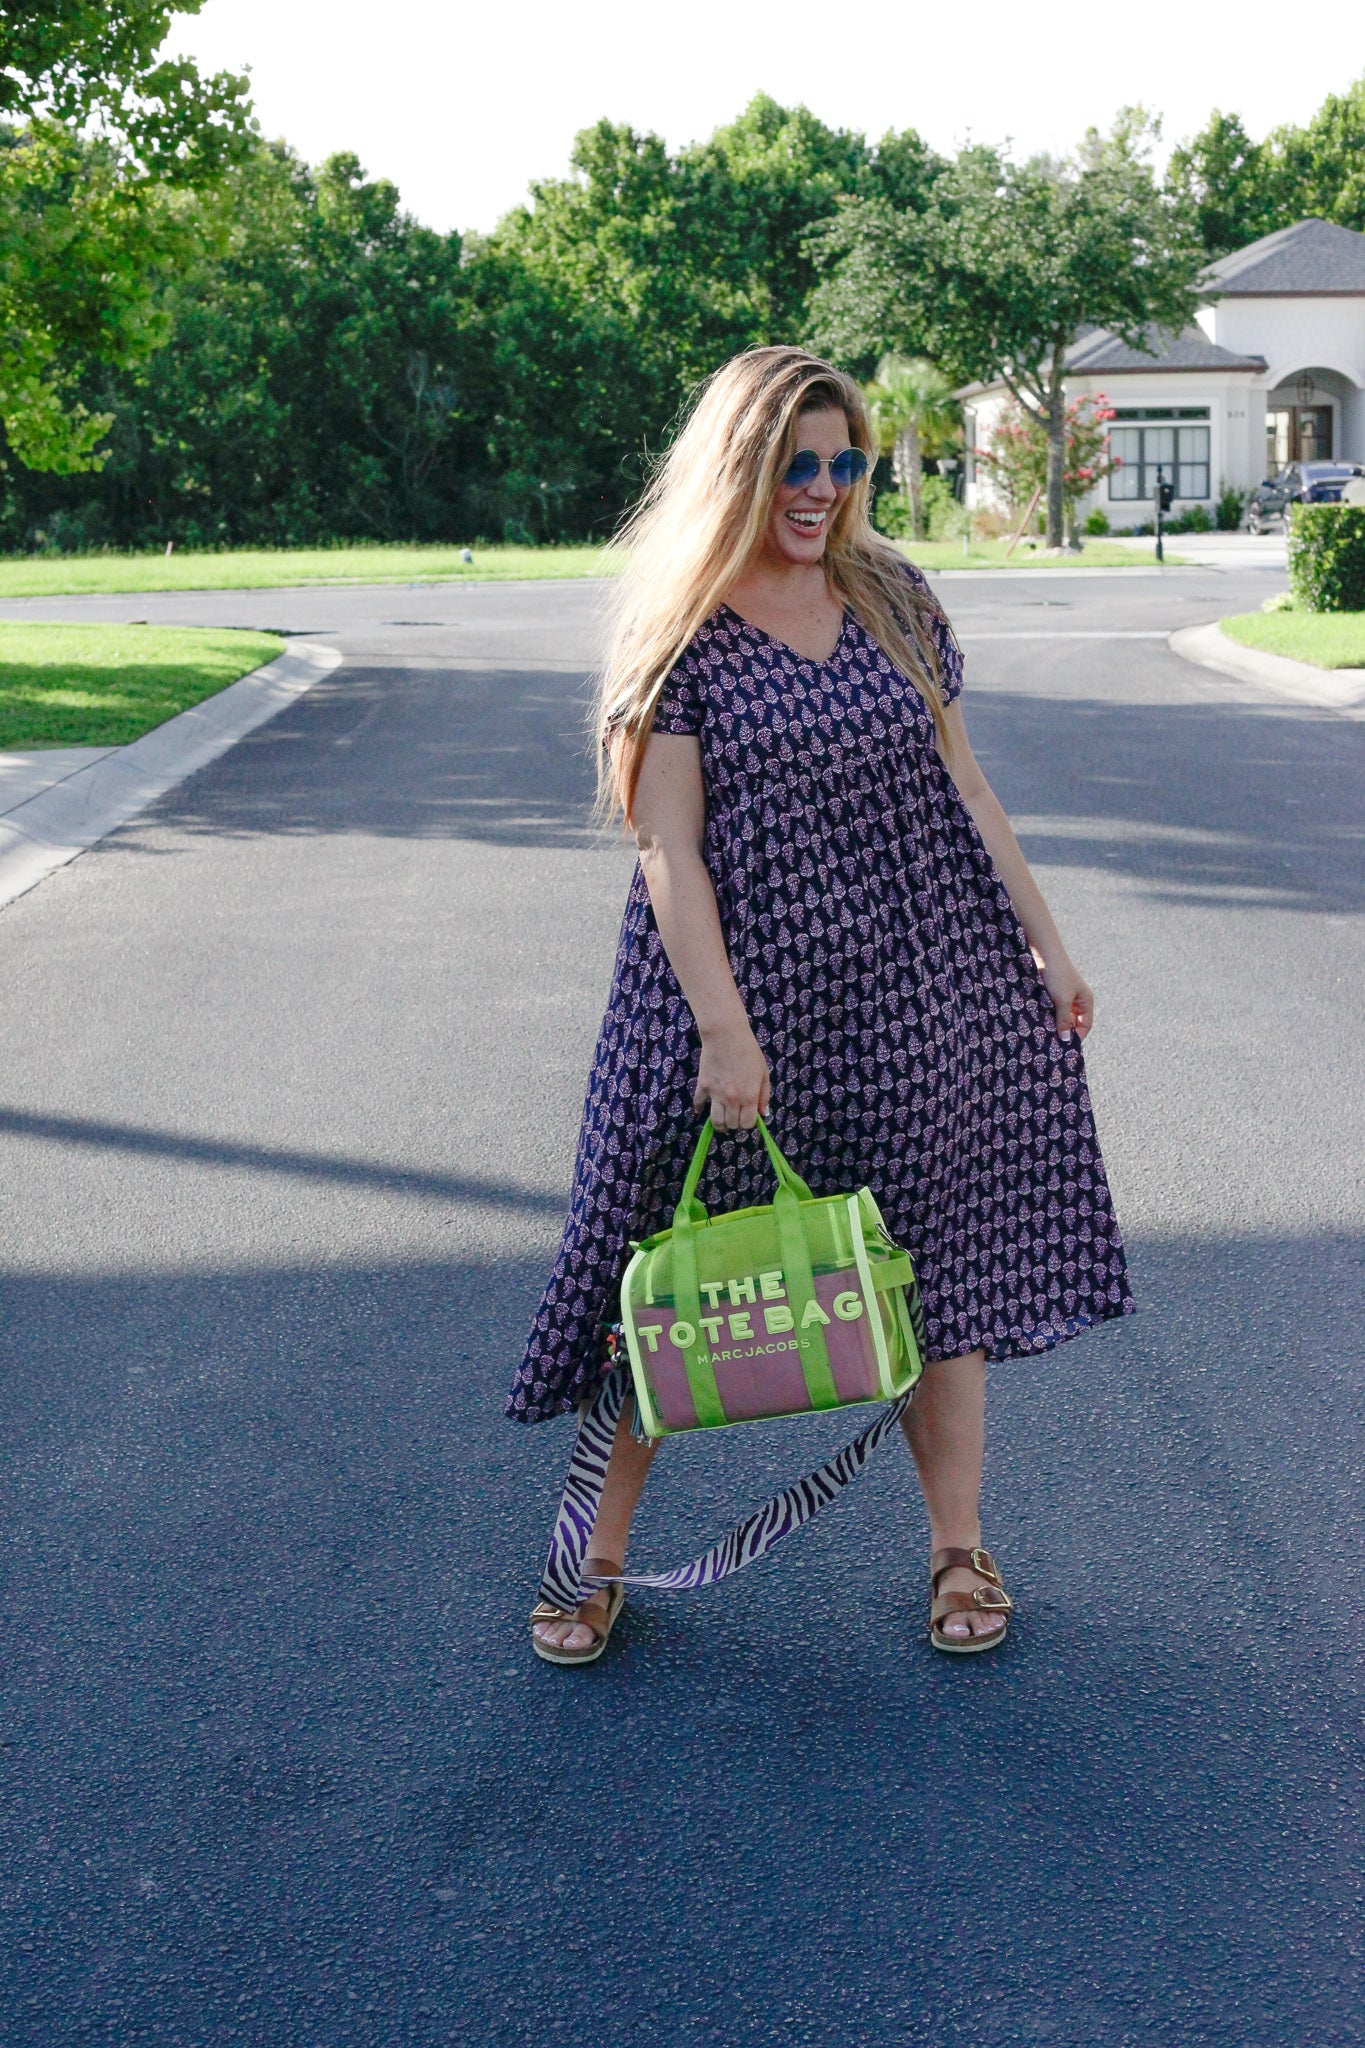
167 0 1365 237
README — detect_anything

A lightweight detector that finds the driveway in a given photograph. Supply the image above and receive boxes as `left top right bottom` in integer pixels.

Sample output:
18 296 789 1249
1 565 1361 2045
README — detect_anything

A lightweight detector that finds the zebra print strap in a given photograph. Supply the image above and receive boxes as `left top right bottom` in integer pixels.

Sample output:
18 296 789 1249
537 1364 911 1611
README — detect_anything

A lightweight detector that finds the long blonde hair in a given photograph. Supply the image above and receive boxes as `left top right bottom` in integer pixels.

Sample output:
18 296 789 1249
597 344 953 821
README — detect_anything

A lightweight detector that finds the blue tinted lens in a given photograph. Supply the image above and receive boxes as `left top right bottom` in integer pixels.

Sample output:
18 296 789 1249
783 449 821 488
830 447 869 488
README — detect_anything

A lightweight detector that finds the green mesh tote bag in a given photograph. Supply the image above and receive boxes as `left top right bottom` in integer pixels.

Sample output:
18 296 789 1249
539 1119 926 1613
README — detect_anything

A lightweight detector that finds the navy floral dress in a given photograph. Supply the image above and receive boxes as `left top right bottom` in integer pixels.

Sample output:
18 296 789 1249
507 577 1133 1425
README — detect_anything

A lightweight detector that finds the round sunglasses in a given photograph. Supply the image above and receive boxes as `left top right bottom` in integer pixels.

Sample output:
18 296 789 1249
783 446 869 490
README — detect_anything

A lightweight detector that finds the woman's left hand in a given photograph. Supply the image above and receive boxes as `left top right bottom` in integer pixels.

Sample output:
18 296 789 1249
1038 953 1094 1040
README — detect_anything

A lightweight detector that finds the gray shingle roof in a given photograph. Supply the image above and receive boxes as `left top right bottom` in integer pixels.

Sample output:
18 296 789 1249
1203 218 1365 295
1063 325 1265 374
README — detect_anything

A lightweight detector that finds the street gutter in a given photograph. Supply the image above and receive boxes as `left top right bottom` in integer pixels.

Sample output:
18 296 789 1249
1169 621 1365 718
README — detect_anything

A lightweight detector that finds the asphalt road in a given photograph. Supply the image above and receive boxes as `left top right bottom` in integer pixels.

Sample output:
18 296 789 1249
1 565 1361 2047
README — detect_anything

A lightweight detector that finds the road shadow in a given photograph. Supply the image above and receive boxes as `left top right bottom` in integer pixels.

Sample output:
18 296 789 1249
0 1105 567 1215
91 665 1365 914
0 1227 1360 2043
972 686 1365 914
121 663 606 853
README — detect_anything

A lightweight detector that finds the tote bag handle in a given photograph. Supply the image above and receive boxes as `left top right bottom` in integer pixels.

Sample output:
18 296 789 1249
671 1115 815 1229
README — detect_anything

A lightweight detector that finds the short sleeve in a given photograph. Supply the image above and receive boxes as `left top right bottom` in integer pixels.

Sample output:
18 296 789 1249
931 610 964 705
650 646 705 736
900 559 963 705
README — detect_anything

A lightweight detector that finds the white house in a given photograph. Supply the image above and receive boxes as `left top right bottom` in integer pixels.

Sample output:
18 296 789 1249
960 217 1365 527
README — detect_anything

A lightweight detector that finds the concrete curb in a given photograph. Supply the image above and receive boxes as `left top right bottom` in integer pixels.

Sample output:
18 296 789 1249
1168 622 1365 718
0 639 341 913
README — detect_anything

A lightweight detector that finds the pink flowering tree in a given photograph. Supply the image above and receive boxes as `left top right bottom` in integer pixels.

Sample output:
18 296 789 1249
974 395 1117 535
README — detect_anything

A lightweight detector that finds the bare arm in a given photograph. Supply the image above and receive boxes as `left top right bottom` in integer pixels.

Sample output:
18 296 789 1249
628 731 771 1126
939 700 1094 1040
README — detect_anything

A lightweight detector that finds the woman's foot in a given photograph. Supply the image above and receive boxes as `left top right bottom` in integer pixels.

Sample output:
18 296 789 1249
529 1559 625 1665
929 1545 1012 1652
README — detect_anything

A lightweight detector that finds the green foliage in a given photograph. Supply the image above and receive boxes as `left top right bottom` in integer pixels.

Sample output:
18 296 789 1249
0 120 200 471
1165 112 1282 258
0 1 251 477
918 475 967 540
814 113 1204 546
863 357 958 461
9 75 1365 553
6 96 944 547
1287 504 1365 612
862 355 959 538
974 396 1117 515
488 97 937 472
0 1 251 179
1165 503 1212 533
1215 484 1247 532
872 492 911 538
4 141 495 544
813 115 1201 395
873 474 963 541
1168 74 1365 255
1083 508 1110 536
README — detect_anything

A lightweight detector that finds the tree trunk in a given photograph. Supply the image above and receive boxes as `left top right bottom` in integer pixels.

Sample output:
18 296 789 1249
895 421 924 539
1045 362 1066 550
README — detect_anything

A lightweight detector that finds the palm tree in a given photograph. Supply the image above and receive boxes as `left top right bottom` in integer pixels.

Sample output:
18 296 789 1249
863 356 960 541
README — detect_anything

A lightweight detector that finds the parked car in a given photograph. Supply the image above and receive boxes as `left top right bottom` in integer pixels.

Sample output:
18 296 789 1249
1246 462 1365 532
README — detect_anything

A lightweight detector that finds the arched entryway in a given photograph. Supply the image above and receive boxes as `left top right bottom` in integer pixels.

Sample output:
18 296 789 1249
1264 366 1360 468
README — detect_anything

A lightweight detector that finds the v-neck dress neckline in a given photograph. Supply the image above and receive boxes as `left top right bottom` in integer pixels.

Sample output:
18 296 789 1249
717 602 852 670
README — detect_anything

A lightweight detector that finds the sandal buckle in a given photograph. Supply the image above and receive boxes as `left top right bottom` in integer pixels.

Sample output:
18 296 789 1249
973 1586 1012 1611
969 1547 999 1580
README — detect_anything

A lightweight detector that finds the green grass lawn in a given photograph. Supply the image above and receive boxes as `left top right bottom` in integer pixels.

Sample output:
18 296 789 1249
0 624 285 749
900 537 1167 571
1220 610 1365 669
0 543 616 600
0 533 1164 600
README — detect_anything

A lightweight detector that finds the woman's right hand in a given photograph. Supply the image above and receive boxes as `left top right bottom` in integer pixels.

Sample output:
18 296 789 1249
694 1022 771 1130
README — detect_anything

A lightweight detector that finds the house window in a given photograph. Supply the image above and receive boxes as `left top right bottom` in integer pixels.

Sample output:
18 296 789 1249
1109 417 1210 501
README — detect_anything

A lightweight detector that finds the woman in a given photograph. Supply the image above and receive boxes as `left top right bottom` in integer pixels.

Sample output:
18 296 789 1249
511 346 1133 1662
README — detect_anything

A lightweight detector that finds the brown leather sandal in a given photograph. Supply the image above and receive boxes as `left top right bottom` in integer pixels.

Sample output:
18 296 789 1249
530 1558 626 1667
929 1545 1013 1654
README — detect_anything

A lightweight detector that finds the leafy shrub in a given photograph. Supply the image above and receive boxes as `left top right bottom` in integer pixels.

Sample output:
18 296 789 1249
1083 508 1110 536
1288 504 1365 611
1215 484 1246 532
1262 590 1295 612
970 505 1011 541
920 475 968 540
1166 503 1213 534
872 492 912 538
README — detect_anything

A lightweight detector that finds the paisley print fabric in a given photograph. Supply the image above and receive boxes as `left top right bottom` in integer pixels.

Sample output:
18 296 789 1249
507 575 1134 1425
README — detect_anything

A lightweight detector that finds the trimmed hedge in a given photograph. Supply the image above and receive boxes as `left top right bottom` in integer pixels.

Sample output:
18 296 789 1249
1287 503 1365 611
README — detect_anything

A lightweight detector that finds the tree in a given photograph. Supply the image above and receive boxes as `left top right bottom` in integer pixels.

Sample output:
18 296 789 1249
0 0 250 474
1264 74 1365 233
862 355 959 539
973 395 1118 536
1165 111 1281 259
0 1 249 174
4 140 491 549
1168 76 1365 259
814 113 1204 547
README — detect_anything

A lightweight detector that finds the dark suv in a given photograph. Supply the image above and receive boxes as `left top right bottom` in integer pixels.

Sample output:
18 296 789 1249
1246 461 1365 532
